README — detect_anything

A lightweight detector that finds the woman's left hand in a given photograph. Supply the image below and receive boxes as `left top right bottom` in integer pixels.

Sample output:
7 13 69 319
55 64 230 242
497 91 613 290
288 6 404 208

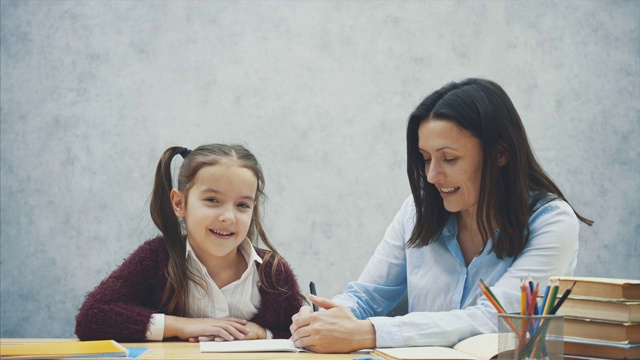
290 295 376 353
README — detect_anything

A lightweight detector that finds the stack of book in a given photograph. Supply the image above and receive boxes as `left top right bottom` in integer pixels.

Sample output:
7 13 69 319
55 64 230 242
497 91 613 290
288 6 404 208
550 276 640 359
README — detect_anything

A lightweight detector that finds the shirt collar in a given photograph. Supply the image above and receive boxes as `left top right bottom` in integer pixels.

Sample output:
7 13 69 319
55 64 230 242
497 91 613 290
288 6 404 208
238 237 263 265
185 237 263 265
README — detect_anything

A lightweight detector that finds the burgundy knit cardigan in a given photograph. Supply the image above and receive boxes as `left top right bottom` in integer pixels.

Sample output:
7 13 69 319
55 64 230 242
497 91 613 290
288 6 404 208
75 236 304 342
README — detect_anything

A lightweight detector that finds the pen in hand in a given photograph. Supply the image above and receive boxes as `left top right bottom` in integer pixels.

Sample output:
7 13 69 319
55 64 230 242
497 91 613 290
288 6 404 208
309 281 319 311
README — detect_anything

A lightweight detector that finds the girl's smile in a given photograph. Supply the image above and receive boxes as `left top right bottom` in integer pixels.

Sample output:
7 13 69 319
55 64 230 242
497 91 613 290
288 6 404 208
210 229 234 238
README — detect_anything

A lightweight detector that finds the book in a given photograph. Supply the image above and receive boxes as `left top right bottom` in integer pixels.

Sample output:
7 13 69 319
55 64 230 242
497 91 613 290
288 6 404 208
564 317 640 343
370 333 507 360
550 277 640 301
556 297 640 323
0 340 133 359
564 337 640 359
200 339 308 353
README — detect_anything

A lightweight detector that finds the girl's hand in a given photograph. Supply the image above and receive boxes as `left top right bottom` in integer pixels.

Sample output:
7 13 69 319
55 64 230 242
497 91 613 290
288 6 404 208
185 321 266 342
243 321 267 340
164 315 250 342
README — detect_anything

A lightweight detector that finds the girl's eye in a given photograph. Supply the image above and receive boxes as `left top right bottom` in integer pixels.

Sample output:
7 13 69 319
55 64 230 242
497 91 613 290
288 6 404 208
444 157 459 163
238 203 252 209
205 198 219 203
423 158 432 164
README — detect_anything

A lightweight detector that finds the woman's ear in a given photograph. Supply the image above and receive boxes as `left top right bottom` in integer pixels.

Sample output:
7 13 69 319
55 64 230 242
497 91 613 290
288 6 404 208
170 189 185 218
497 141 510 166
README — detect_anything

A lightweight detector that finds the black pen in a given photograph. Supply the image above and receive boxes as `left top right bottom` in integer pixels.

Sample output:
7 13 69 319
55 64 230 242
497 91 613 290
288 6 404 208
309 281 319 311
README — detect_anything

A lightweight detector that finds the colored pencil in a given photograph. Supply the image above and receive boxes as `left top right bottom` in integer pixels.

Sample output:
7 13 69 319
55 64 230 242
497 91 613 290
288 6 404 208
546 279 560 314
540 280 552 315
480 279 507 312
521 280 527 315
550 281 576 315
529 282 539 316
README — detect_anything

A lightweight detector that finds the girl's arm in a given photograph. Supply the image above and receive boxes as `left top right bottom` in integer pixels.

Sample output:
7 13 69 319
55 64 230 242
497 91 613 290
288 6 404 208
75 237 168 342
164 315 250 341
251 253 305 339
76 237 254 342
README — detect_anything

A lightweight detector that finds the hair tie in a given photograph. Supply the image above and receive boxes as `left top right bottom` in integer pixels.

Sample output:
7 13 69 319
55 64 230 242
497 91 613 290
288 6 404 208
179 147 191 159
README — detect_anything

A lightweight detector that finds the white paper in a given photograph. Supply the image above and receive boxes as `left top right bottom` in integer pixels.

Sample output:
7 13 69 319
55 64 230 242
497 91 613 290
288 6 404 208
200 339 306 353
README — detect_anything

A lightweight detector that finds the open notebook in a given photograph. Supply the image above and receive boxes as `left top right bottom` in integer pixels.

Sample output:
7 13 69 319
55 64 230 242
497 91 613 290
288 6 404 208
371 333 505 360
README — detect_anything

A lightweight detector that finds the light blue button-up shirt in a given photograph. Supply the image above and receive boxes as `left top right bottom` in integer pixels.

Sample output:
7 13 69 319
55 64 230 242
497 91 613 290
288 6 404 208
333 195 579 348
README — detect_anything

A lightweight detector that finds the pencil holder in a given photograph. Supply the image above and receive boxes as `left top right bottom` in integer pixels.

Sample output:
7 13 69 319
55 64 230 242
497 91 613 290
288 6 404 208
498 314 564 360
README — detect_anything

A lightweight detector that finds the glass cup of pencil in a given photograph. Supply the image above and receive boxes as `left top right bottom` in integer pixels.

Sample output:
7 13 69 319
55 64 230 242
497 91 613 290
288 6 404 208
498 313 564 360
479 278 573 360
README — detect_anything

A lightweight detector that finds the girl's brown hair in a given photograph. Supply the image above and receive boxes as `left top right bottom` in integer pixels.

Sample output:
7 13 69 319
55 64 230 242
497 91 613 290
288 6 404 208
150 144 284 316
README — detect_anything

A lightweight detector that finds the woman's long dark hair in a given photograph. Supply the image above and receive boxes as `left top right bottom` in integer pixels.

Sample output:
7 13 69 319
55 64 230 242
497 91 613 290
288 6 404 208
406 78 592 258
149 144 286 316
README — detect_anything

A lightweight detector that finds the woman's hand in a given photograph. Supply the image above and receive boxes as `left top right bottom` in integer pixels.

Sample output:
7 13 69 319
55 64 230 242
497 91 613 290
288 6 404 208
290 295 376 353
164 315 250 342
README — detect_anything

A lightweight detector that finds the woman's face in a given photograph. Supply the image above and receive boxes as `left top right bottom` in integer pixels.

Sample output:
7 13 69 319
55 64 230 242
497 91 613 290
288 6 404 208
418 118 484 218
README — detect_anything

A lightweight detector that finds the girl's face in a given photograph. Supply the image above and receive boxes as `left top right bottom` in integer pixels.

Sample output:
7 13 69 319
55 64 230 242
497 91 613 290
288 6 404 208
172 162 257 261
418 118 484 218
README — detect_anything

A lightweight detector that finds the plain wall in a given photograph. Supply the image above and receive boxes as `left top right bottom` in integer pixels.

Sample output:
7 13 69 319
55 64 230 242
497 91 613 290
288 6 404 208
1 0 638 338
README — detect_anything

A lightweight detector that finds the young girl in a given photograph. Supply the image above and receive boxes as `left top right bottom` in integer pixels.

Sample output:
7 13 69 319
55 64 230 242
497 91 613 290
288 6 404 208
75 144 304 342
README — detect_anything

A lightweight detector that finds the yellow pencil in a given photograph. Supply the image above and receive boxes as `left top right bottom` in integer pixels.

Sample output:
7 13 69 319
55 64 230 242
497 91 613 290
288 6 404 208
520 280 527 315
546 279 560 314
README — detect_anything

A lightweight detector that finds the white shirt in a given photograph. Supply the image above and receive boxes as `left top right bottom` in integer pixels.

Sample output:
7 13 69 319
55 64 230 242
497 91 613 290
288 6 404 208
333 195 579 348
146 238 264 340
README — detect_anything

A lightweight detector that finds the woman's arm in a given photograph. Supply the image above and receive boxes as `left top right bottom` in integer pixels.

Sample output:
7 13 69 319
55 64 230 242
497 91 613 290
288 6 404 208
367 199 580 348
291 295 376 353
290 197 413 352
332 196 412 318
292 198 579 351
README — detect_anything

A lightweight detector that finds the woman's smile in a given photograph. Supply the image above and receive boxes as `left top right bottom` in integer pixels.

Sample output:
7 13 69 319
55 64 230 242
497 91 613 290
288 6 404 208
439 186 459 194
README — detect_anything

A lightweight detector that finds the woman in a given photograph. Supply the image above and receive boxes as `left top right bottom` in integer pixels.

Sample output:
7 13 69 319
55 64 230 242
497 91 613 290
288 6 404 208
290 78 592 353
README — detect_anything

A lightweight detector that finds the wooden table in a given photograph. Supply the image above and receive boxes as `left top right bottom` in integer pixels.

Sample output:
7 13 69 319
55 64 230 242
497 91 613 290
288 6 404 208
1 339 369 359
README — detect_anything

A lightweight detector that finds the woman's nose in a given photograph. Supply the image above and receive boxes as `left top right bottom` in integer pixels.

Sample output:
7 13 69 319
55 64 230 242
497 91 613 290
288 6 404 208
426 162 443 184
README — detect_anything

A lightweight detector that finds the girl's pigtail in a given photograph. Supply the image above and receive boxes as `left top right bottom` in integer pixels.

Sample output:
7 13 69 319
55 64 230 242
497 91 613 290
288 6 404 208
150 146 189 316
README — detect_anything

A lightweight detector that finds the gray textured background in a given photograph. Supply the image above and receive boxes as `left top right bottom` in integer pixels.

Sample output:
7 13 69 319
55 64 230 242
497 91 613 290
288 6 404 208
1 0 638 338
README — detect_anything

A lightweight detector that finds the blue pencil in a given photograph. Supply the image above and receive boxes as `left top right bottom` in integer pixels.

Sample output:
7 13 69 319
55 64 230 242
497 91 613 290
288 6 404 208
540 280 552 315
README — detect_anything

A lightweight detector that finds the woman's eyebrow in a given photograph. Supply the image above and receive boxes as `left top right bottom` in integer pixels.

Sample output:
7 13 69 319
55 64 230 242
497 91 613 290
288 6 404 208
419 146 457 153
